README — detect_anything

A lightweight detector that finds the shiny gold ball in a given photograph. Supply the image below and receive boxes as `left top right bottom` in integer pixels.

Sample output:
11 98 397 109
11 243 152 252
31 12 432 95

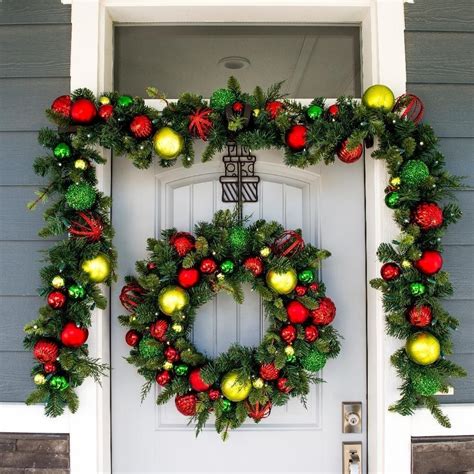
252 377 264 389
284 346 295 357
390 177 401 187
158 286 189 316
253 108 261 117
74 159 88 170
172 323 183 333
163 361 173 371
260 247 271 258
406 332 441 366
401 259 412 269
34 373 46 385
266 269 297 295
81 253 111 283
362 84 395 112
153 127 184 160
99 96 110 105
51 275 65 289
221 370 252 402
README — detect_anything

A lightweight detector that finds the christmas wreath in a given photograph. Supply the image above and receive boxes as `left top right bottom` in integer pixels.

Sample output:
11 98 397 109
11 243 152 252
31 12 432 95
24 77 465 428
118 210 338 438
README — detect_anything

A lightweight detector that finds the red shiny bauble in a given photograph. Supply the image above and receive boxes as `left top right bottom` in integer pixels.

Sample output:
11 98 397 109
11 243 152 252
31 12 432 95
156 370 171 386
164 346 180 362
51 95 72 118
98 104 113 121
286 300 309 324
277 377 292 393
129 115 153 139
327 104 339 117
295 285 307 296
413 203 443 231
415 250 443 275
285 125 307 152
175 394 198 416
146 262 157 271
232 101 244 113
272 230 305 257
170 232 195 257
125 329 141 347
33 340 59 363
243 257 264 277
309 283 319 293
280 325 297 344
177 268 200 288
47 291 66 309
259 363 280 381
208 388 221 401
43 362 57 374
71 98 97 124
189 368 211 392
200 258 218 274
150 320 168 342
60 322 89 348
380 262 401 281
408 305 432 327
337 139 363 164
265 100 284 119
304 325 319 342
311 297 336 326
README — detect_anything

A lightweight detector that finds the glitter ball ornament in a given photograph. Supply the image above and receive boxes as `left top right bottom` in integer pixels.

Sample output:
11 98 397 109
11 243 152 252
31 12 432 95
385 191 400 209
302 349 327 372
390 177 401 188
412 373 441 396
259 363 280 381
175 394 198 416
125 329 140 347
307 104 323 120
266 100 284 119
71 98 97 124
33 340 59 363
81 253 110 283
156 370 171 386
50 375 69 391
188 107 213 140
65 183 96 210
158 286 189 315
410 282 426 296
413 203 443 230
402 260 412 269
252 378 264 389
68 284 85 299
285 124 307 152
139 336 161 359
327 104 339 117
286 301 309 324
117 95 133 107
406 332 440 366
408 305 433 328
243 257 263 277
189 368 211 392
295 285 307 296
170 232 195 257
380 262 401 281
362 84 395 112
400 160 430 186
337 139 363 164
208 388 220 401
51 95 72 118
60 322 88 348
47 291 66 309
175 364 188 376
298 269 314 284
51 275 65 289
220 260 235 274
277 377 292 394
177 267 200 288
44 362 56 374
304 325 319 342
200 258 217 274
98 104 113 121
53 143 72 159
229 226 249 252
153 127 184 160
266 269 297 295
68 211 103 241
129 115 153 139
260 247 271 258
221 371 252 402
34 373 46 386
280 325 297 344
74 159 88 170
310 297 336 326
150 320 168 341
210 89 236 110
415 250 443 275
164 346 180 362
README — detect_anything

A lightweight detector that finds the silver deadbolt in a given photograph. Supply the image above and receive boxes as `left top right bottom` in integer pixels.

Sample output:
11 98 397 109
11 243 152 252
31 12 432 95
343 443 362 474
342 402 362 433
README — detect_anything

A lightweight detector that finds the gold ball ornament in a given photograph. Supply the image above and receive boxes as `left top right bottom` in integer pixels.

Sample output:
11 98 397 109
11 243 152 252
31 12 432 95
253 108 261 118
221 370 252 402
284 345 295 357
158 286 189 316
260 247 271 258
172 323 183 333
402 259 412 269
34 373 46 385
81 253 111 283
153 127 184 160
51 275 65 289
406 332 441 366
74 159 88 170
390 177 401 187
252 377 264 389
266 269 297 295
163 361 173 371
99 96 110 105
362 84 395 112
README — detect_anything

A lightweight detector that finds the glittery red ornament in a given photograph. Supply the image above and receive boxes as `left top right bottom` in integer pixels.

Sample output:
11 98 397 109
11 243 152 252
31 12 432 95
286 300 309 324
309 283 319 293
243 257 264 277
188 107 213 140
415 250 443 275
177 268 200 288
60 322 88 348
295 285 307 296
311 297 336 326
150 320 168 342
286 125 307 152
146 262 157 271
380 262 401 281
327 104 339 117
130 115 153 139
304 325 319 342
51 95 72 118
277 377 292 393
164 346 180 362
156 370 171 386
393 94 424 124
47 291 66 309
125 329 141 347
68 212 103 242
337 139 363 164
259 363 280 381
71 98 97 124
189 368 211 392
170 232 195 257
208 388 220 401
280 325 297 344
245 400 272 422
265 101 284 119
34 340 59 363
408 305 432 327
413 203 443 231
43 362 57 374
232 101 244 113
272 230 305 257
200 258 217 274
175 394 198 416
98 104 113 121
119 282 146 312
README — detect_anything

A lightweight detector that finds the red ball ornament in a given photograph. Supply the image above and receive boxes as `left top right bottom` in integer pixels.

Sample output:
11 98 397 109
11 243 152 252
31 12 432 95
232 101 244 113
265 101 284 119
60 322 88 348
71 98 97 124
156 370 171 386
164 346 180 362
280 325 297 344
200 258 217 274
33 340 59 363
259 363 280 381
189 368 211 392
393 94 424 124
47 291 66 309
43 362 57 374
327 104 339 117
415 250 443 275
285 125 307 152
408 305 433 328
98 104 113 121
170 232 195 257
337 139 363 164
311 297 336 326
380 262 401 281
51 95 72 118
119 282 146 312
286 300 309 324
125 329 141 347
309 283 319 293
413 203 444 231
177 268 200 288
188 107 213 141
147 262 157 271
277 377 292 394
208 388 220 401
150 320 168 341
243 257 264 277
68 212 103 242
295 285 307 296
304 325 319 342
175 394 198 416
129 115 153 139
272 230 305 257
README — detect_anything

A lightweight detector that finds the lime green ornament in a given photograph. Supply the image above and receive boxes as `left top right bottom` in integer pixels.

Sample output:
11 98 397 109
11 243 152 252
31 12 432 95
138 336 161 359
50 375 69 391
65 183 96 210
221 398 232 412
307 104 323 120
210 89 236 111
220 260 235 274
68 284 85 299
117 95 133 107
229 226 249 252
412 373 442 396
302 349 327 372
410 282 426 296
175 364 189 376
298 269 314 284
400 160 430 186
53 142 72 159
34 373 46 385
385 191 400 209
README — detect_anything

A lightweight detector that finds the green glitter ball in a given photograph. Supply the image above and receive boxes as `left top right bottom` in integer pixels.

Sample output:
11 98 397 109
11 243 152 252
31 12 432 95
50 375 69 391
65 183 96 210
138 336 161 359
175 364 189 376
412 373 442 396
68 284 85 299
221 398 232 412
400 160 430 186
117 95 133 107
410 282 426 296
229 226 249 252
298 269 314 284
385 191 400 209
53 142 72 159
209 89 236 111
302 349 327 372
220 259 235 274
307 104 323 120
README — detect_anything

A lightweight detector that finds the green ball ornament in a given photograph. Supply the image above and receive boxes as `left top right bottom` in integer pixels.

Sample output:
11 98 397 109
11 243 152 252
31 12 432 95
307 104 323 120
385 191 400 209
117 95 133 107
410 282 426 296
68 284 85 299
53 142 72 159
175 364 189 376
220 260 235 274
400 160 430 187
221 399 232 412
50 375 69 391
209 89 236 111
138 336 161 359
287 354 296 363
65 183 96 210
302 349 327 372
229 226 249 252
298 269 314 284
412 373 442 396
362 84 395 112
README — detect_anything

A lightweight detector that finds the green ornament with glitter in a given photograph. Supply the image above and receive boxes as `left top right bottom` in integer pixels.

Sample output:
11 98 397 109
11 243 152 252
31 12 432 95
302 349 327 372
400 160 429 186
65 183 96 210
138 336 161 359
412 373 442 396
210 89 236 111
53 143 72 159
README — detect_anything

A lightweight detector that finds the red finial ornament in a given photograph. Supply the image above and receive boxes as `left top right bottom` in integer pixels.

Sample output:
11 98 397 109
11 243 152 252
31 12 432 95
245 400 272 422
69 212 103 242
188 107 213 140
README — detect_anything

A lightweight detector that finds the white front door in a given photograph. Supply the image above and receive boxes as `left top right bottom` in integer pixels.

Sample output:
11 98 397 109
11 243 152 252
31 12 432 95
111 139 367 473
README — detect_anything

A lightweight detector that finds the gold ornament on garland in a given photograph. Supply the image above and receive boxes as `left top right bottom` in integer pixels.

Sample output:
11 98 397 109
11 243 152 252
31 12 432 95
51 275 65 289
266 269 297 295
81 253 111 283
153 127 184 160
362 84 395 112
221 371 252 402
158 285 189 316
406 332 441 366
34 373 46 385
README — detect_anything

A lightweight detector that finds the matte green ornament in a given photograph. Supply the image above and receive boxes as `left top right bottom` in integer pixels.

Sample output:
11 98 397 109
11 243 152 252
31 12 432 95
229 226 249 252
117 95 133 107
50 375 69 391
138 336 161 359
307 104 323 120
53 142 72 159
221 398 232 412
175 364 189 376
298 269 314 284
220 260 235 274
385 191 400 209
302 349 327 372
400 160 430 186
65 183 96 210
68 284 85 299
209 89 236 111
412 373 442 396
410 282 426 296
